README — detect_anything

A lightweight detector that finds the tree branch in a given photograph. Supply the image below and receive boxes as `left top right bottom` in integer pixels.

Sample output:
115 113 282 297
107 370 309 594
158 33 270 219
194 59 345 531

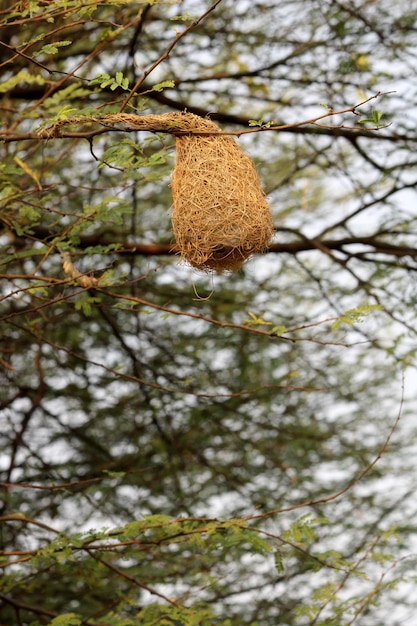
119 0 224 111
17 226 417 264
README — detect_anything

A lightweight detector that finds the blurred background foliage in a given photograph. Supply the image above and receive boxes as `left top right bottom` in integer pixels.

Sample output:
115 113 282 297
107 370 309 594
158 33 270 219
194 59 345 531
1 0 417 624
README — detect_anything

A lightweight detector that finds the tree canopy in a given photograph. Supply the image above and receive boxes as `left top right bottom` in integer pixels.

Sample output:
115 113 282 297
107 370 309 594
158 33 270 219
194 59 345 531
1 1 417 625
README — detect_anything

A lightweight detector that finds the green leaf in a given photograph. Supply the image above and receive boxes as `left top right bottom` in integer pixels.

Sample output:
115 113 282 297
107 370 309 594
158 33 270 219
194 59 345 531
74 296 101 316
18 205 41 225
269 325 287 336
358 109 384 126
34 40 72 56
243 311 272 326
89 72 130 91
274 550 284 573
28 286 49 297
49 613 82 626
48 105 78 121
331 304 384 331
248 118 274 128
152 80 175 92
43 84 92 110
248 119 264 127
0 70 46 93
102 470 126 478
170 12 195 22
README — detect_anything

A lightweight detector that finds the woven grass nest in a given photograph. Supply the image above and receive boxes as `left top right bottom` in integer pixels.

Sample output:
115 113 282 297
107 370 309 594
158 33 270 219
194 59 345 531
41 111 274 272
170 113 274 271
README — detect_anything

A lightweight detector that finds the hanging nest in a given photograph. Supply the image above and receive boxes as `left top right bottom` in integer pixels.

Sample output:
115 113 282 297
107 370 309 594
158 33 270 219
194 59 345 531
170 113 274 271
40 111 274 272
97 111 274 271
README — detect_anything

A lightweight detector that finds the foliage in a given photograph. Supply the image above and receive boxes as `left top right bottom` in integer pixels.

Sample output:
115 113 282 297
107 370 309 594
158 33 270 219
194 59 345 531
1 0 417 625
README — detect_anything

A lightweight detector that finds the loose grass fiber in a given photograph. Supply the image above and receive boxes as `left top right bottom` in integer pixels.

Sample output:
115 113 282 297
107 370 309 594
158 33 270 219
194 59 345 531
40 111 274 271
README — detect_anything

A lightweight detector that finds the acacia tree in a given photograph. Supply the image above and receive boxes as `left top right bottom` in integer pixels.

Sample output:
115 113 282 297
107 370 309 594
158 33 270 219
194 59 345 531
1 1 417 625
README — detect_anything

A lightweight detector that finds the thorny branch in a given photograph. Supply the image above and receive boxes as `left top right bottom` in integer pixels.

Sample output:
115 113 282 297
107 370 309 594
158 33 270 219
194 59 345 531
0 91 395 143
248 375 404 521
0 387 403 581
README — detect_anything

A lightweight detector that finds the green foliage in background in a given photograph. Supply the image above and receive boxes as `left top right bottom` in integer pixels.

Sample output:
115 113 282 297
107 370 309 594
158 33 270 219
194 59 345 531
1 0 417 624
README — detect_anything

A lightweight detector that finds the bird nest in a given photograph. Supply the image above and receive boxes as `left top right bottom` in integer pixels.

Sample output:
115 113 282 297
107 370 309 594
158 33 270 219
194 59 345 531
40 111 274 272
169 113 274 271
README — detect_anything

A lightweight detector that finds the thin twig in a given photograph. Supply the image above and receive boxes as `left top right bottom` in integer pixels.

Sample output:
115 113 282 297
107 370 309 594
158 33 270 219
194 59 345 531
247 374 404 521
119 0 224 112
34 90 394 140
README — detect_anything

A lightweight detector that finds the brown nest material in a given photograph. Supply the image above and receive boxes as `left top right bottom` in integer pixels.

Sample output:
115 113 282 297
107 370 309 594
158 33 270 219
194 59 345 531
40 111 274 271
170 113 274 271
102 112 274 271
